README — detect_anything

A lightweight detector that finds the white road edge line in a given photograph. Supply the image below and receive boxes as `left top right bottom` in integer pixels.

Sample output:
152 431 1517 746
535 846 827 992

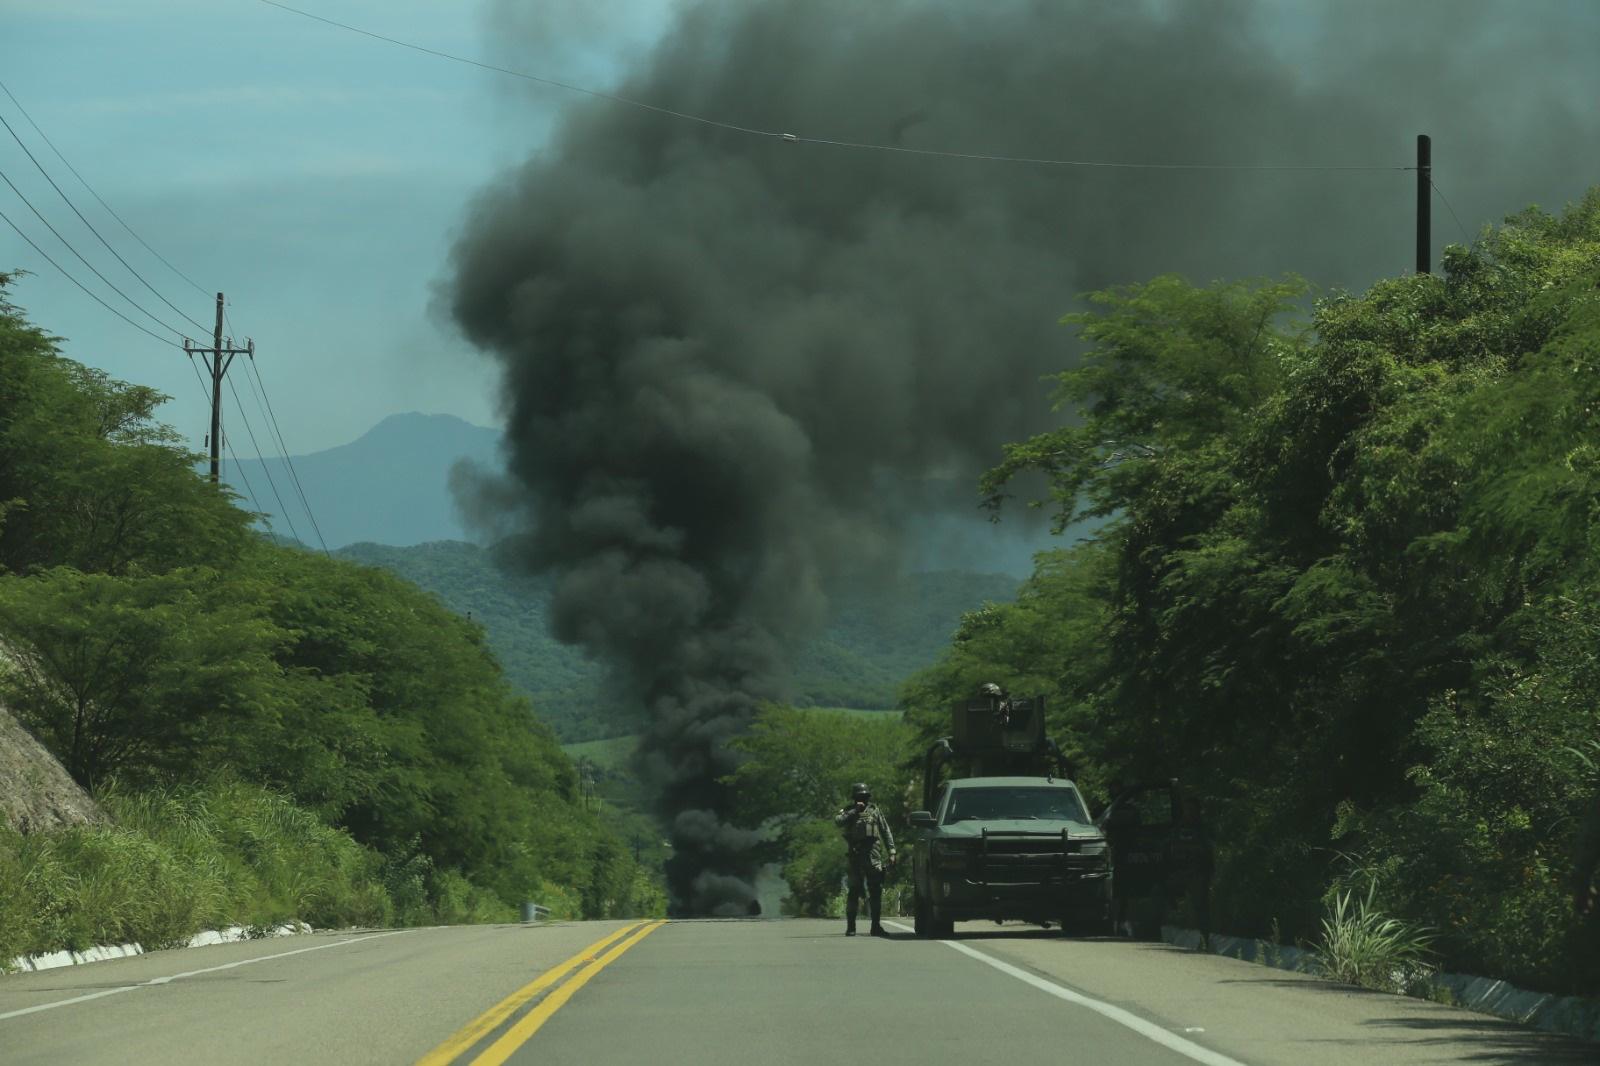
0 930 407 1022
882 921 1246 1066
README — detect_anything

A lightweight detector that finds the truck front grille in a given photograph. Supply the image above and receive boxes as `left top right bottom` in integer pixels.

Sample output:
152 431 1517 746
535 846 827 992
974 832 1106 885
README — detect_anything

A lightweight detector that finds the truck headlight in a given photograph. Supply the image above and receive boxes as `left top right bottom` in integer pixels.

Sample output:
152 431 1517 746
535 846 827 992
932 842 975 870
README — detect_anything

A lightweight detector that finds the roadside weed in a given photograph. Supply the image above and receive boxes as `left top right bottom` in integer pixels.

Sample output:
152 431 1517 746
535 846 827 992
1315 880 1436 994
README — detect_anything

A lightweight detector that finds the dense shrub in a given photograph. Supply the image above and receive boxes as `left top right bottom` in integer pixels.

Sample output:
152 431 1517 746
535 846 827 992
0 780 535 967
906 190 1600 993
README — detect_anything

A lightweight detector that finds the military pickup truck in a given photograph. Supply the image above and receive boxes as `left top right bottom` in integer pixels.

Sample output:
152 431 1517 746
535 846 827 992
908 690 1111 937
910 775 1109 936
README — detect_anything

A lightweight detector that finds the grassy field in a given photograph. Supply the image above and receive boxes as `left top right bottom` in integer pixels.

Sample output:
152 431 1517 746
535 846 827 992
560 708 897 772
804 706 898 719
563 734 639 773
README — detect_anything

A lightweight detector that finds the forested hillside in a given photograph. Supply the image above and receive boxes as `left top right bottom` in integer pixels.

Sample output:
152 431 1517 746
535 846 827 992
0 275 661 963
900 193 1600 993
338 540 1018 740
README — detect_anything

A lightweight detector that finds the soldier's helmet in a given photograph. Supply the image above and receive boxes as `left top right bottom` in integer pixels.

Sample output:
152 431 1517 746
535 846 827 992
850 782 871 801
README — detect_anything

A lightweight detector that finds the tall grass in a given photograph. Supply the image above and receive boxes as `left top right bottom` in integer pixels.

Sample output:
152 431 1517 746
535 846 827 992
0 780 515 968
1315 881 1437 994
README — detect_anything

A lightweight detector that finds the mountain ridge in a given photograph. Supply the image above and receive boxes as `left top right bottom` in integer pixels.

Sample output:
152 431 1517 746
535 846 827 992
335 539 1019 741
220 412 501 548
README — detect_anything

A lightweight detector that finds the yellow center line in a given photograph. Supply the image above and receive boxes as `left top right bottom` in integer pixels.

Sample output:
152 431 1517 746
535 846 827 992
468 920 668 1066
414 922 647 1066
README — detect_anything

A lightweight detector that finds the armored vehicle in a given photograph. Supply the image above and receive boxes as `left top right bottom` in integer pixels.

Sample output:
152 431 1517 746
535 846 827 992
908 691 1110 937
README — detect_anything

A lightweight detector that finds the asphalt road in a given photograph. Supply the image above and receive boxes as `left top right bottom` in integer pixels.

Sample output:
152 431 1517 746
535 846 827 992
1 920 1592 1065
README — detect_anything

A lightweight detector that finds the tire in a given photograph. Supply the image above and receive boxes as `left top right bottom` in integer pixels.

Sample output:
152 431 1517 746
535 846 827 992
930 909 955 939
913 892 929 936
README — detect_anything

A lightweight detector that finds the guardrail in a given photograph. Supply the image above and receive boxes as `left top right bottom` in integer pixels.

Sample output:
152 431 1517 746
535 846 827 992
519 902 551 923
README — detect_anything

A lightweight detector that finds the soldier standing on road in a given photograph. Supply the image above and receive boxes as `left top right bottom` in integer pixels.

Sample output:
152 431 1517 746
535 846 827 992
835 782 896 937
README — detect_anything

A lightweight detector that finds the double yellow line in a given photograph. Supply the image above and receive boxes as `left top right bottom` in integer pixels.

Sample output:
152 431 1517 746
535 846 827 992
416 920 666 1066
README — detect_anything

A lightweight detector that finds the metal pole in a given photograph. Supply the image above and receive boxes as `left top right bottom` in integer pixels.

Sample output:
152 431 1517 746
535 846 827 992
210 292 224 482
1416 134 1431 275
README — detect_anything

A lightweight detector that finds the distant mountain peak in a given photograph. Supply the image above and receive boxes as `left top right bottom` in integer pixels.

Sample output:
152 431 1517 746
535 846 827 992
221 412 504 549
352 411 499 446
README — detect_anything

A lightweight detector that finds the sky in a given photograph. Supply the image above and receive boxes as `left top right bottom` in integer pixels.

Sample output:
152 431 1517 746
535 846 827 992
4 0 1600 469
0 0 675 457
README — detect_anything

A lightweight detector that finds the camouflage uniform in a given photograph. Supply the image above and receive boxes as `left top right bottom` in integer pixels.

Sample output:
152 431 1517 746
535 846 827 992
835 793 896 936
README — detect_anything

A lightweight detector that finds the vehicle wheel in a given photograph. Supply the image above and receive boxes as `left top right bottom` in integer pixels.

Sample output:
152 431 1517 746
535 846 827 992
913 892 929 936
931 910 955 939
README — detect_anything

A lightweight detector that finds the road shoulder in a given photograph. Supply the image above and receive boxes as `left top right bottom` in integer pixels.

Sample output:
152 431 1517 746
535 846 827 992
945 923 1595 1065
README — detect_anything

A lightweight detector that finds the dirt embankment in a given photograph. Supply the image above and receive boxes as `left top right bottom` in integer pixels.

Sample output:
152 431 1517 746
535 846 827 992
0 702 104 834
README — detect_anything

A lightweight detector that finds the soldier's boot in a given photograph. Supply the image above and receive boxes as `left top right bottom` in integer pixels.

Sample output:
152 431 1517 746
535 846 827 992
845 900 858 937
868 889 887 937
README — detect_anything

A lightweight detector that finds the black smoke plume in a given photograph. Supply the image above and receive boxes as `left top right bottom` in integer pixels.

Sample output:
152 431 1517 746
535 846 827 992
447 0 1600 913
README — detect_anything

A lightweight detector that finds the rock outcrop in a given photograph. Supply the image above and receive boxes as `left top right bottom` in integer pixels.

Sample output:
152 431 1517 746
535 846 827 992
0 703 105 833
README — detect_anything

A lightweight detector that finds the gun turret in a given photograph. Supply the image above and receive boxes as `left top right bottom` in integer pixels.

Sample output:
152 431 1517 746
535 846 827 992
921 691 1074 810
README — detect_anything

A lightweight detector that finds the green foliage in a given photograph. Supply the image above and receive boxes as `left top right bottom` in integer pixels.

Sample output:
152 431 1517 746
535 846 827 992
0 274 664 936
1334 594 1600 990
334 541 630 742
1315 879 1436 994
0 780 396 964
791 571 1024 711
0 276 252 576
340 540 1018 741
104 779 393 932
908 188 1600 993
981 273 1308 530
0 566 284 791
725 705 915 916
900 545 1113 796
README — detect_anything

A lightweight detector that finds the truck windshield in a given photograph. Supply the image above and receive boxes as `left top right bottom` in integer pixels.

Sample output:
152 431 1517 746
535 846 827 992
943 787 1088 824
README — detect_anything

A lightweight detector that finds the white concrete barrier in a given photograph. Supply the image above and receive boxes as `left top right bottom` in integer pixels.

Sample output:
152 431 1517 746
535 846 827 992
1161 924 1600 1045
6 922 310 973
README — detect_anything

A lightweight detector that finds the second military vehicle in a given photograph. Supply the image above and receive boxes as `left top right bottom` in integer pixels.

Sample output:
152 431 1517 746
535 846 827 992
908 690 1110 937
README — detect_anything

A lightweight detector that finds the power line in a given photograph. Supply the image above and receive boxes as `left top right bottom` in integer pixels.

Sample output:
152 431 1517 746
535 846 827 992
223 437 268 526
252 366 329 554
0 82 275 526
240 348 329 554
255 0 1412 173
1431 179 1473 246
0 162 194 340
224 372 304 547
0 203 181 348
0 79 212 299
3 197 262 524
224 296 331 555
0 109 212 335
180 347 267 522
0 98 300 536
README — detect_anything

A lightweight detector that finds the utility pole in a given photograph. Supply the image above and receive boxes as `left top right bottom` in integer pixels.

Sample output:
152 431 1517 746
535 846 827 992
183 292 252 483
1416 134 1431 275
